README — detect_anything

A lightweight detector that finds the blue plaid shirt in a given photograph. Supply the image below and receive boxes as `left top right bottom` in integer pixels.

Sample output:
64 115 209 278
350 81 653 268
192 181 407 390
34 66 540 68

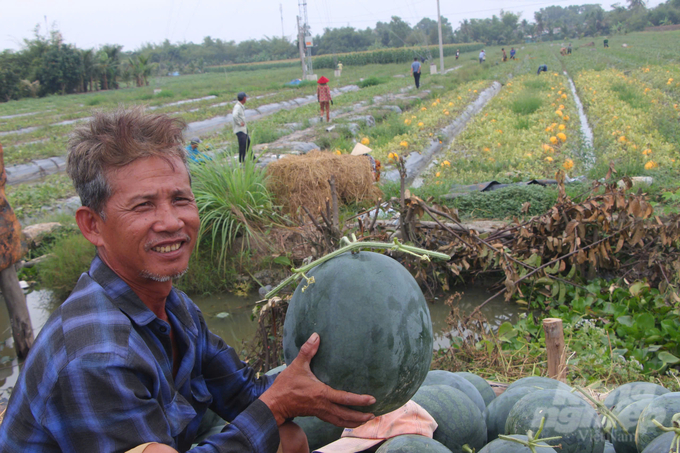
0 256 279 453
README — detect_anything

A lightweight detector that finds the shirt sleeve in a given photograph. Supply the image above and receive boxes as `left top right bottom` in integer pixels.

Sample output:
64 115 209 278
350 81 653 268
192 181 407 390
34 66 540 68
40 348 278 453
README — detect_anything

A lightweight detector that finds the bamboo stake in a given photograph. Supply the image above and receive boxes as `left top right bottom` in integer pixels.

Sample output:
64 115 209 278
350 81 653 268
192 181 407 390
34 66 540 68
543 318 567 382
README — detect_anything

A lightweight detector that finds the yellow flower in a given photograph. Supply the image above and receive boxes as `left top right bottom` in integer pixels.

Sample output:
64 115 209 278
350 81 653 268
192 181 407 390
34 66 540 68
645 161 658 170
563 159 574 170
432 102 438 107
399 141 409 148
545 156 554 162
458 96 462 100
545 127 553 132
561 94 567 99
618 136 627 143
474 90 478 93
441 160 451 167
557 132 567 142
435 172 441 177
642 148 652 156
361 137 370 146
333 149 342 155
555 110 563 117
525 153 533 158
488 157 496 163
558 124 566 131
418 122 424 127
483 147 490 152
550 136 558 145
421 107 427 111
404 119 411 125
542 144 552 152
444 110 450 115
563 115 569 121
436 99 440 103
448 102 453 106
559 104 565 110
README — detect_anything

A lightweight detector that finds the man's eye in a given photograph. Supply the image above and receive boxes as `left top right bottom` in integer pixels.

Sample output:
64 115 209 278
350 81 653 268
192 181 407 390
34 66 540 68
134 202 151 209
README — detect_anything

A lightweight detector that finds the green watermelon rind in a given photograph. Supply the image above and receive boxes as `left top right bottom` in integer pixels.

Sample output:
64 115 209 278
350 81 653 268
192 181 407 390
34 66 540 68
422 370 486 414
455 372 497 407
479 435 558 453
635 392 680 453
603 382 669 410
376 435 453 453
282 251 434 416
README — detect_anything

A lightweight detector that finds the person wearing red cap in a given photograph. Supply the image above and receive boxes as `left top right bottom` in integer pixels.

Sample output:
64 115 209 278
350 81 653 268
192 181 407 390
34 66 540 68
317 76 332 123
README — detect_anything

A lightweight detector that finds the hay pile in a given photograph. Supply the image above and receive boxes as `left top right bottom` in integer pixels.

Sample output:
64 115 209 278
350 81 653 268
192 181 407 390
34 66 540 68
266 150 381 215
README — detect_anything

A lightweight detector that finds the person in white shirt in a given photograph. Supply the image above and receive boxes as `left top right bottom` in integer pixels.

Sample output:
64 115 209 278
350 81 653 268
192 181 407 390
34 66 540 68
232 92 249 162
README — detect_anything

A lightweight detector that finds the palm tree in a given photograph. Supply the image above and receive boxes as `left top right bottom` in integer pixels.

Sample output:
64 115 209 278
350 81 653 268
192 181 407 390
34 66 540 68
627 0 647 10
96 50 111 90
81 49 95 92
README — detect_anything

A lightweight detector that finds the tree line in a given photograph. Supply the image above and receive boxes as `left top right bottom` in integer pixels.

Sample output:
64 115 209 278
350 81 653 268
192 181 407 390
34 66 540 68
1 0 679 102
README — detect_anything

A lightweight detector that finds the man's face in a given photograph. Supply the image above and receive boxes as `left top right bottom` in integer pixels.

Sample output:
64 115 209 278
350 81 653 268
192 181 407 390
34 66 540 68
96 155 200 287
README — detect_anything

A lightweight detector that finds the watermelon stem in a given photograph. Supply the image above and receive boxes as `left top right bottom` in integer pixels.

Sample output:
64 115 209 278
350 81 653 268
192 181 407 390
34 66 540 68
498 417 563 453
572 386 628 434
264 236 451 299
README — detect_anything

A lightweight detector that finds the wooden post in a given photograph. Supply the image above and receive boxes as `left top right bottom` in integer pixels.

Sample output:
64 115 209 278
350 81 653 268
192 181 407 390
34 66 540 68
0 267 34 359
543 317 566 382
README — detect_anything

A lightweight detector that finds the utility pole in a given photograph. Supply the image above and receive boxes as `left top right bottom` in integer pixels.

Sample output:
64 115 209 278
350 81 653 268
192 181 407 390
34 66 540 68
280 4 285 39
297 16 307 79
299 0 313 78
437 0 445 74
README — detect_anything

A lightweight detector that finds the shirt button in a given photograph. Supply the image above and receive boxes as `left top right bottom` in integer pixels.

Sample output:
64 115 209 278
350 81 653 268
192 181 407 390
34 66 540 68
159 325 168 333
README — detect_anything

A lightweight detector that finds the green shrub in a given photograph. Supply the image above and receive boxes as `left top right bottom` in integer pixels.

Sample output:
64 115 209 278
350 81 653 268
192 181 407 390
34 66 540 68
450 185 558 219
358 77 385 88
207 90 220 97
191 151 284 269
610 82 648 110
38 233 96 302
155 90 175 98
85 96 104 106
511 94 543 115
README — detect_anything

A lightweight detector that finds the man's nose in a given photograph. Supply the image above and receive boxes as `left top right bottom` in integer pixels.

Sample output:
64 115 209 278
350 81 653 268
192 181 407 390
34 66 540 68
154 203 185 232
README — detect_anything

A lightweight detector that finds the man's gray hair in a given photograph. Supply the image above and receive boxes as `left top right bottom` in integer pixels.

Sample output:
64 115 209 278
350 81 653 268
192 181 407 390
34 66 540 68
66 107 189 216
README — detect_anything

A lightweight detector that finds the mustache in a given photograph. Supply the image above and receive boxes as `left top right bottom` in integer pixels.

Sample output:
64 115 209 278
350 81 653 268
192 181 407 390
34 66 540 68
144 234 192 251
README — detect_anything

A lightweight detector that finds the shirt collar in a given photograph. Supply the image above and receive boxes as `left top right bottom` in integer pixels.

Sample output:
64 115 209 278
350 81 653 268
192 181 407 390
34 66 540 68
89 255 196 334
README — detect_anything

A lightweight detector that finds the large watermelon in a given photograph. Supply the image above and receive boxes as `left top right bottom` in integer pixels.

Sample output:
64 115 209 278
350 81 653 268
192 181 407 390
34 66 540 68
422 370 486 413
636 393 680 453
610 398 653 453
604 382 669 410
479 435 559 453
505 389 604 453
485 386 535 441
455 372 496 407
376 435 453 453
611 395 655 416
641 432 678 453
412 385 487 453
282 251 433 415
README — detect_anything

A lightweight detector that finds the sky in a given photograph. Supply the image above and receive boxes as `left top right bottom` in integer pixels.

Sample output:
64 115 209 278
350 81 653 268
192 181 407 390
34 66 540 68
1 0 665 52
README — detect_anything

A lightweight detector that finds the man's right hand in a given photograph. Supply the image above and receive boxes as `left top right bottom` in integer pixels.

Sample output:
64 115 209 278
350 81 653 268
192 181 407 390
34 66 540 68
259 333 376 428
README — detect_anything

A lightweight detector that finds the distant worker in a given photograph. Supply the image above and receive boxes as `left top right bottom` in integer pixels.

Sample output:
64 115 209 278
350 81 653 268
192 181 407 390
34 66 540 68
455 49 460 60
185 138 211 164
604 38 609 48
317 76 332 123
510 47 516 60
337 61 343 75
537 64 548 75
232 91 250 163
502 48 507 62
567 43 572 55
411 57 422 89
479 49 486 64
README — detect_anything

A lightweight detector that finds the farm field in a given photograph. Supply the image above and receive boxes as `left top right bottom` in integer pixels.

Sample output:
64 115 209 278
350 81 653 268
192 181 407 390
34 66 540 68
3 32 680 223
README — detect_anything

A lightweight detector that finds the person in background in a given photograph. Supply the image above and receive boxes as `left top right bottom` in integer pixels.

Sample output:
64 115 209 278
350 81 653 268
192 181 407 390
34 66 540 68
510 47 516 60
537 64 548 75
411 57 422 89
337 61 343 73
317 76 332 123
185 138 210 164
479 49 486 63
604 38 609 48
232 91 250 163
567 43 572 55
0 108 377 453
455 49 460 60
502 48 507 62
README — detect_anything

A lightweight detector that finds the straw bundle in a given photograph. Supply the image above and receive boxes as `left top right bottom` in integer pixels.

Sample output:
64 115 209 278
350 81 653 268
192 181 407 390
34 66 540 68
266 150 381 215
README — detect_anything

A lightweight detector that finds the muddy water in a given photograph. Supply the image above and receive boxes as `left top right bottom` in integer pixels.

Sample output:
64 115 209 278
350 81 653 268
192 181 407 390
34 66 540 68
0 284 523 399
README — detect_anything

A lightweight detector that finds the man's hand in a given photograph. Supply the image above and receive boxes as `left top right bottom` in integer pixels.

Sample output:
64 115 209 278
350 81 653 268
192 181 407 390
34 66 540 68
259 333 375 428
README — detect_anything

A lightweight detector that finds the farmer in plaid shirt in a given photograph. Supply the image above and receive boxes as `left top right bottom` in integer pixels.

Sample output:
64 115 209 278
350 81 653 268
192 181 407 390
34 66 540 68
0 108 375 453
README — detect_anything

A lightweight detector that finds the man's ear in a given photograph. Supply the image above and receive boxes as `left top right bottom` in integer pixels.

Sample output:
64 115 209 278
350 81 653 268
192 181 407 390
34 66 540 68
75 206 105 247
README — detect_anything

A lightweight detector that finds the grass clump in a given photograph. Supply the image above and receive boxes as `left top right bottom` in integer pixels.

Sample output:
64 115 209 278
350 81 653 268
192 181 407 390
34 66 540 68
37 233 95 302
358 77 385 88
610 82 648 110
510 93 543 115
191 151 283 269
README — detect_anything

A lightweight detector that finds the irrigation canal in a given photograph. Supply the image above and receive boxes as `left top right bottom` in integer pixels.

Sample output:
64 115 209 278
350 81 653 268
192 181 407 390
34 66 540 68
0 284 522 399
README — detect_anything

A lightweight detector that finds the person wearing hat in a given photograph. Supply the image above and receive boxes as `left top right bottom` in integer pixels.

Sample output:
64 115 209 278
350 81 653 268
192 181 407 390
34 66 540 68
317 76 332 123
185 138 208 164
233 91 250 162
